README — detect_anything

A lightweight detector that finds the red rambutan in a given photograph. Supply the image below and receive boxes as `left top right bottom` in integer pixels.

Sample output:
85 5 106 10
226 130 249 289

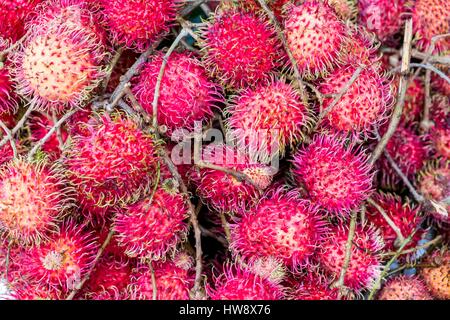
402 78 425 124
421 249 449 300
431 68 450 97
0 66 17 115
292 134 373 217
377 275 433 300
327 0 358 20
291 273 340 300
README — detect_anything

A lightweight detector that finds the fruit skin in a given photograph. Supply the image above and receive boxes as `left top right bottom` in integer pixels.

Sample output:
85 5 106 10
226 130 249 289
0 158 70 245
402 78 425 124
0 66 17 115
195 144 273 214
114 188 189 260
318 64 393 136
200 9 282 90
11 283 61 300
317 223 384 293
64 112 158 219
377 275 433 300
339 25 381 68
16 220 99 295
133 51 222 134
207 264 285 300
411 0 450 53
225 79 311 161
431 67 450 97
366 192 425 254
421 249 449 300
358 0 405 43
230 188 327 269
12 11 107 113
284 0 347 79
327 0 358 20
417 160 449 222
291 273 341 300
292 134 373 217
130 260 194 300
99 0 179 51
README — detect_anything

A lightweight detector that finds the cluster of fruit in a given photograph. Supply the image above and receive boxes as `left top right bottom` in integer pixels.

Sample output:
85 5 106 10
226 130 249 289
0 0 448 300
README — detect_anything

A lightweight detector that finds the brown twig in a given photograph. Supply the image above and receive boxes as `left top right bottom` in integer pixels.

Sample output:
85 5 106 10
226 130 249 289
51 110 65 150
420 69 433 133
367 198 405 244
148 260 158 300
200 225 228 247
0 121 17 158
0 103 34 149
219 211 231 243
370 18 413 165
411 50 450 65
101 47 124 94
123 86 152 124
381 235 443 257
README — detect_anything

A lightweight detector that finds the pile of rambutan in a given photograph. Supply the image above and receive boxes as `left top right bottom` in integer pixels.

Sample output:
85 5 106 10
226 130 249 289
0 0 448 302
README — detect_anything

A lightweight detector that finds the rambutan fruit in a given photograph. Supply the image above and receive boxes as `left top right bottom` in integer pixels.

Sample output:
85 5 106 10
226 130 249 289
130 260 194 300
0 66 17 115
229 188 327 269
317 223 384 292
402 78 425 124
28 112 68 161
327 0 358 20
17 220 98 294
228 0 292 21
0 158 69 245
106 49 139 93
358 0 406 43
207 264 285 300
99 0 178 51
83 254 133 300
292 134 373 217
317 64 393 135
377 275 433 300
416 161 450 222
114 188 189 260
245 256 287 284
12 17 107 112
133 51 222 134
283 0 347 79
64 112 158 218
195 144 273 214
66 104 93 137
339 25 381 68
421 249 449 300
366 192 425 253
225 79 310 161
291 273 340 300
11 283 61 300
411 0 450 53
0 141 16 167
378 125 428 189
431 67 450 97
430 126 450 160
200 9 282 90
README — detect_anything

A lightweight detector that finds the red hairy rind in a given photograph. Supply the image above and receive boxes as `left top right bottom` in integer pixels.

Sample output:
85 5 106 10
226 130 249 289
0 66 18 115
411 0 450 53
207 264 286 300
318 65 394 136
16 220 99 295
327 0 358 20
317 223 384 292
130 260 194 300
195 144 273 214
366 192 425 254
230 188 327 269
377 275 433 300
11 283 62 300
416 160 450 222
225 79 311 161
0 158 71 245
284 0 347 79
64 112 158 219
402 78 425 124
358 0 406 43
291 272 341 300
431 67 450 96
292 134 373 216
421 249 450 300
12 13 108 112
99 0 179 51
133 51 222 134
114 188 189 260
230 0 293 21
339 25 381 68
200 9 282 90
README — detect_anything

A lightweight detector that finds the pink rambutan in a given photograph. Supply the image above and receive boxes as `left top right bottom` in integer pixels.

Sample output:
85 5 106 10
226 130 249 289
317 65 393 135
229 188 327 269
283 0 347 79
402 78 425 124
378 125 428 189
200 9 282 90
17 220 98 294
416 160 449 222
421 249 449 300
411 0 450 53
366 192 425 253
377 275 433 300
207 264 285 300
317 223 384 292
339 25 381 68
66 104 93 137
130 259 194 300
292 134 373 217
225 79 310 160
114 188 188 260
0 66 17 115
327 0 358 20
12 15 107 112
291 273 340 300
11 283 61 300
99 0 178 51
65 112 158 218
28 112 68 161
358 0 406 43
133 51 222 134
195 144 273 214
0 158 69 245
0 141 16 167
430 127 450 160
